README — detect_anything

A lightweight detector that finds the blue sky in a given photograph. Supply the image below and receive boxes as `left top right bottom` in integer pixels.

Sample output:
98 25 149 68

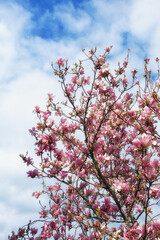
1 0 160 238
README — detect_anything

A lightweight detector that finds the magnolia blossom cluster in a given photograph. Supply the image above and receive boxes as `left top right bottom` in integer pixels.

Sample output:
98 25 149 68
9 47 160 239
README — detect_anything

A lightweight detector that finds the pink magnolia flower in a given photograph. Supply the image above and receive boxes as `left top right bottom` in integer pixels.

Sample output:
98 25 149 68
32 191 41 199
122 92 133 102
9 232 17 240
27 169 39 178
56 57 66 67
29 127 38 136
24 157 33 166
77 78 83 86
102 63 110 73
79 69 84 75
18 228 25 237
97 63 110 78
132 133 152 149
150 158 160 168
105 46 112 52
123 60 128 68
34 106 40 113
48 93 54 100
144 106 151 114
30 228 38 235
52 184 61 192
54 234 60 240
123 77 128 84
71 75 77 84
113 180 129 192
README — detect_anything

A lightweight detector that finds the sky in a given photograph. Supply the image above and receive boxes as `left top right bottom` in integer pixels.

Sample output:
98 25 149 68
1 0 160 238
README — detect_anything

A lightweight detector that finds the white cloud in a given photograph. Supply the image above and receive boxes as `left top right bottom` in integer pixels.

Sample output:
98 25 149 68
54 2 91 33
127 0 160 71
129 0 160 40
0 2 32 81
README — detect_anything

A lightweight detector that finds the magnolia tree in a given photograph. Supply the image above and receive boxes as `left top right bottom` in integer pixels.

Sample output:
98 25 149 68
9 47 160 240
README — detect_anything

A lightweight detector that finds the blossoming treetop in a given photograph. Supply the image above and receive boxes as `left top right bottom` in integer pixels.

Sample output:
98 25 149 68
9 47 160 239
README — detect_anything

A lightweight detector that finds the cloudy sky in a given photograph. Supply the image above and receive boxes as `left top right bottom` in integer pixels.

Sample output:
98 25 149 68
1 0 160 238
